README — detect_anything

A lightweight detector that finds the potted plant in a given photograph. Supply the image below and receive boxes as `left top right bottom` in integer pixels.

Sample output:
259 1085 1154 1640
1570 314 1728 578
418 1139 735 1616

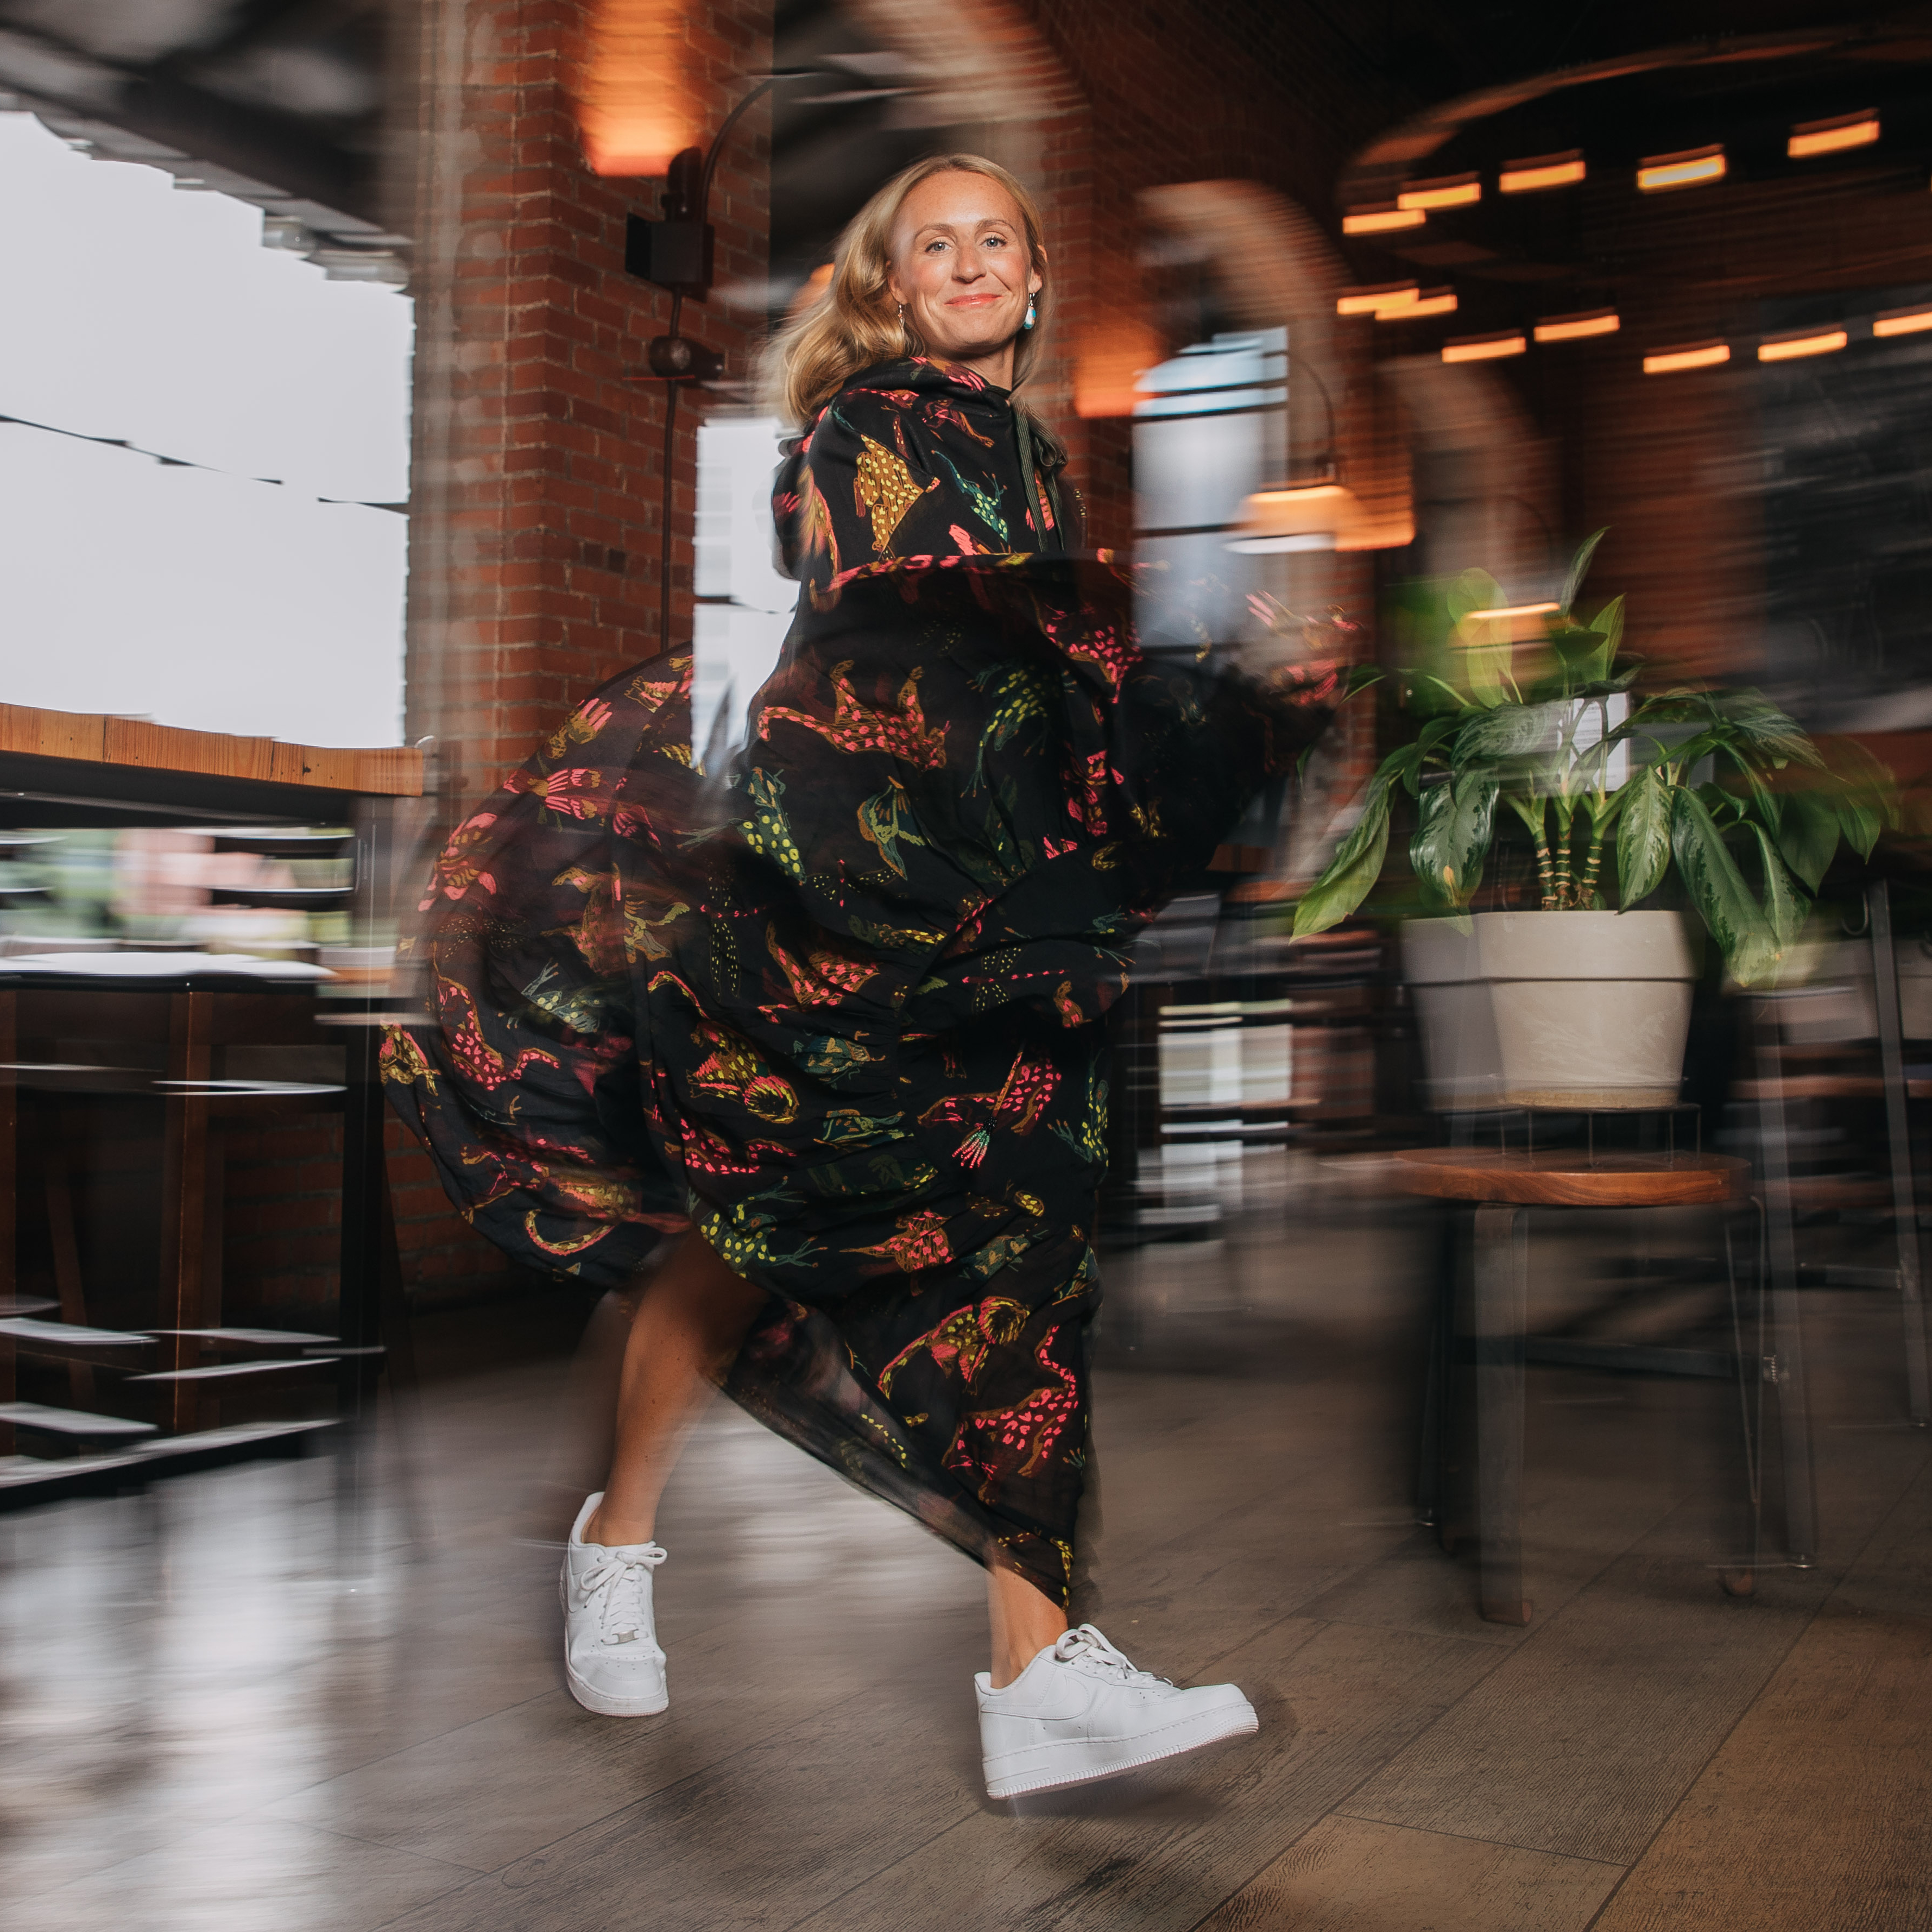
1289 533 1896 1108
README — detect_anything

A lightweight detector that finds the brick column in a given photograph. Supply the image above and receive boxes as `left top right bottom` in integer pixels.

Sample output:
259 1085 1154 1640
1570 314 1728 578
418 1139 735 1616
390 0 772 1295
406 0 773 811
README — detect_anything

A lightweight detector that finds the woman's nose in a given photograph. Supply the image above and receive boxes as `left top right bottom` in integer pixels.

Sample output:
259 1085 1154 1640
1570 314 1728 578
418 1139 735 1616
952 246 987 281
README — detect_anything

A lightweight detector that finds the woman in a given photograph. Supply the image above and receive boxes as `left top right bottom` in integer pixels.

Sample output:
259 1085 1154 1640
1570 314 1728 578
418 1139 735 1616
384 154 1338 1800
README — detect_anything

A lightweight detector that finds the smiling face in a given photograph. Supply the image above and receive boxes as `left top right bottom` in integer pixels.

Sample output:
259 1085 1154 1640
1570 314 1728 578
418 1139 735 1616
885 169 1044 386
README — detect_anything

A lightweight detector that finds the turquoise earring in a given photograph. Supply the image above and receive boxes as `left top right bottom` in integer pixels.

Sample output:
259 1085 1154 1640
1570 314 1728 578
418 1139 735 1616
1024 297 1036 331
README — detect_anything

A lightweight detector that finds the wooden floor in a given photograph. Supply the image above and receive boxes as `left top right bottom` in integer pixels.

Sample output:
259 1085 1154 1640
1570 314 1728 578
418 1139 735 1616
3 1202 1929 1931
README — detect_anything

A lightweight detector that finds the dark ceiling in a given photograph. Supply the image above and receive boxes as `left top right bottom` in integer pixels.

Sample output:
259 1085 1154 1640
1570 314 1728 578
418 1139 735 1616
0 0 400 260
0 1 1907 285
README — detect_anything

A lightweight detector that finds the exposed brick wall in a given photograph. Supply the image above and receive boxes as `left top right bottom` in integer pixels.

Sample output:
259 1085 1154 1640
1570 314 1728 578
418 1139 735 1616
381 0 772 1295
406 0 774 808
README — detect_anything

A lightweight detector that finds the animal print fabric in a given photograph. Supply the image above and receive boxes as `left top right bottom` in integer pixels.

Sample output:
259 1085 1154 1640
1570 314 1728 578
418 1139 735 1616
382 363 1335 1603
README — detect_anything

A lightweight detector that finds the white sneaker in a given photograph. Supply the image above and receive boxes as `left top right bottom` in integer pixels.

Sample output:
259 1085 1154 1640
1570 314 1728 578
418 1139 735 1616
976 1623 1257 1800
560 1492 669 1717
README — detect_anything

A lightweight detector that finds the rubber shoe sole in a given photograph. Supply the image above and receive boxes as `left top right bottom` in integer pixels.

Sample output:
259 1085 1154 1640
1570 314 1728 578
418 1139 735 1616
559 1569 669 1717
983 1693 1258 1800
563 1659 669 1718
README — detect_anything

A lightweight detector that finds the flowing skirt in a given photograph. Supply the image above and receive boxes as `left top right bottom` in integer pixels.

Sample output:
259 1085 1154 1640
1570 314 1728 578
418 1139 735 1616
382 554 1334 1601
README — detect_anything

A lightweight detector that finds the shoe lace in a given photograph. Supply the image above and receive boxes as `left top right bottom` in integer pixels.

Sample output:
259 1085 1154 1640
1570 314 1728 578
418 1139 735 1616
1051 1622 1170 1686
578 1542 666 1646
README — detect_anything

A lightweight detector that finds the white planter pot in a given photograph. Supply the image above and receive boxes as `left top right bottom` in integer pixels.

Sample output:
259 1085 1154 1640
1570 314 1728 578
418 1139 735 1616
1404 910 1698 1110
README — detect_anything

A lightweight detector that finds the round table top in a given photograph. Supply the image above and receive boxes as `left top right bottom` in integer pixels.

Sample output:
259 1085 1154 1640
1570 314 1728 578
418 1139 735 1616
1392 1147 1751 1207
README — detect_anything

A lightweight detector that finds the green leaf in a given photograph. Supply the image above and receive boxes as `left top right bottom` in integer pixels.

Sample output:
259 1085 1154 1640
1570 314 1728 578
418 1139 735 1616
1714 692 1823 768
1410 773 1498 908
1672 786 1781 983
1840 794 1882 862
1408 671 1475 712
1747 819 1811 952
1560 527 1609 615
1464 636 1511 708
1444 569 1503 624
1293 768 1396 936
1588 594 1625 679
1824 737 1901 836
1775 790 1839 890
1456 701 1557 762
1293 806 1391 936
1546 624 1608 693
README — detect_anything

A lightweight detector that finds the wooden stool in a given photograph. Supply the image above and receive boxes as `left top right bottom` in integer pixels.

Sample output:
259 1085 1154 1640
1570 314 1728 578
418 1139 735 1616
1392 1147 1754 1625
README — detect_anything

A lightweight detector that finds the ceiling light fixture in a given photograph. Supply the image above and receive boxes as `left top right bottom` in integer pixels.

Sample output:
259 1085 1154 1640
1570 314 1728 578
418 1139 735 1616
1788 111 1879 159
1534 309 1620 342
1874 303 1932 338
1380 289 1457 319
1336 282 1418 315
1398 173 1481 210
1637 146 1726 192
1342 204 1427 235
1644 341 1730 374
1442 331 1526 364
1500 151 1585 193
1757 329 1848 362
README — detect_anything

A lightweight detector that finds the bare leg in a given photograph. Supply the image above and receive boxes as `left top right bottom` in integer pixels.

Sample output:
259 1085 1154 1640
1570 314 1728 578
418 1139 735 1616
987 1560 1070 1687
585 1230 1069 1681
583 1230 767 1548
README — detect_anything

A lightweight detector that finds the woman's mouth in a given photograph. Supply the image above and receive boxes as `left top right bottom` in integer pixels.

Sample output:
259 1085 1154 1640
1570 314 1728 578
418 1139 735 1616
947 294 1003 310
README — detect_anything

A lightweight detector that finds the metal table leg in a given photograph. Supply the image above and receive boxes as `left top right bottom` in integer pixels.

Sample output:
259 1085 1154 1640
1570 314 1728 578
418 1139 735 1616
1752 997 1819 1565
1474 1199 1530 1624
1416 1203 1455 1531
1868 881 1932 1426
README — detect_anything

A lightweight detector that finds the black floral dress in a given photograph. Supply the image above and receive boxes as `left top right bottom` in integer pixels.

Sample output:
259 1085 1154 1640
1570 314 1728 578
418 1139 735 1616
382 357 1336 1603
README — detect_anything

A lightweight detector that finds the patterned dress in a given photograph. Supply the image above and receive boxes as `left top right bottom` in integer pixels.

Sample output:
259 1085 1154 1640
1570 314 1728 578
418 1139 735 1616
383 357 1336 1603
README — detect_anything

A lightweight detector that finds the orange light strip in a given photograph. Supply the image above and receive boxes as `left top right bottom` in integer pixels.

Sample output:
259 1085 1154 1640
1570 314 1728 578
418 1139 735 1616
1465 601 1560 622
1442 332 1526 364
1500 151 1586 193
1336 282 1417 316
1758 329 1848 362
1380 289 1457 319
1398 173 1481 211
1342 205 1427 235
1638 146 1726 192
1644 342 1731 374
1534 309 1620 343
1874 304 1932 338
1250 484 1349 506
1789 113 1879 159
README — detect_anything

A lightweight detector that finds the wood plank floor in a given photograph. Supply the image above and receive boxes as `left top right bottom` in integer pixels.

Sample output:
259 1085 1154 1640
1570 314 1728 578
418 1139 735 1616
3 1207 1927 1930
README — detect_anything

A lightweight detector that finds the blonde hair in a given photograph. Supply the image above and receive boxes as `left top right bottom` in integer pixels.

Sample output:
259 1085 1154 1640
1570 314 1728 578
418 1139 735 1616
762 153 1050 430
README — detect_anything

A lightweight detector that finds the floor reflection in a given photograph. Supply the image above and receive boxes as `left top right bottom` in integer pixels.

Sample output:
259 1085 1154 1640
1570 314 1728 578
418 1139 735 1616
3 1192 1928 1930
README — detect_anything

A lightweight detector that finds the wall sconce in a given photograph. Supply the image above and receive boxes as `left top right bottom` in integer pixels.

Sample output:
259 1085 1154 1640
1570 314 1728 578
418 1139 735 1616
1229 353 1362 552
